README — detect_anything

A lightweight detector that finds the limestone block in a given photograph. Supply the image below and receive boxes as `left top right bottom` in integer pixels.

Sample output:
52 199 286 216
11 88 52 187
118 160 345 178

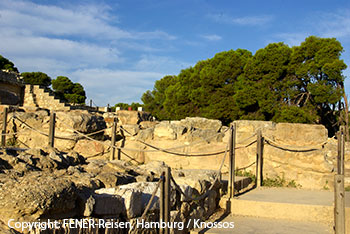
136 160 169 177
92 193 125 216
0 173 78 222
95 172 136 188
122 124 140 136
137 128 154 141
73 139 105 157
56 111 106 134
185 128 223 143
171 169 218 193
118 182 177 212
95 188 142 218
140 121 158 129
154 122 177 140
233 120 275 144
116 110 152 125
180 117 222 132
274 123 328 146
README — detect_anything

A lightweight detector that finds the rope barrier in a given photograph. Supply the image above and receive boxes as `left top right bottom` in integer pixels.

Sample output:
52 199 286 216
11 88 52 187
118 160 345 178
120 125 236 157
13 116 77 141
121 125 230 151
235 139 257 149
169 141 229 201
263 135 327 152
236 132 257 145
129 178 163 234
12 115 111 141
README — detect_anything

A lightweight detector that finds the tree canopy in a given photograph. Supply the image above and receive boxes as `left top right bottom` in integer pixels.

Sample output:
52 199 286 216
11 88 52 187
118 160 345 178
22 72 52 88
52 76 86 104
113 102 143 111
142 36 347 136
0 55 18 72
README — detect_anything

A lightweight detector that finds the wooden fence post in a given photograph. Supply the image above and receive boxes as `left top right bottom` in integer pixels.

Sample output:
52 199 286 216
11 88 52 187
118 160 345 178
228 123 236 198
338 126 345 175
160 172 165 234
1 107 8 147
48 112 56 148
335 126 345 234
256 129 263 187
164 167 171 234
110 118 117 161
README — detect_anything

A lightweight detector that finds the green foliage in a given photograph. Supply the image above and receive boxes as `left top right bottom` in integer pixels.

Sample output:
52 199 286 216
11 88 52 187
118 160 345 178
142 36 347 136
21 72 52 87
52 76 74 93
235 169 256 182
113 102 143 111
0 55 18 72
323 180 329 190
52 76 86 104
262 175 301 188
6 137 19 147
262 176 285 187
345 186 350 192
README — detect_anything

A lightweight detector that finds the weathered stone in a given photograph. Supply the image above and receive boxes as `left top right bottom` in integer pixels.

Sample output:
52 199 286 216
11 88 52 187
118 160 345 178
203 190 217 218
116 110 152 125
274 122 328 146
140 121 158 129
172 169 219 193
95 172 136 188
56 111 106 134
0 172 78 222
137 128 154 141
180 117 222 132
185 129 223 143
136 160 168 177
118 182 177 212
122 124 140 136
92 193 125 216
95 187 142 218
73 139 105 158
154 122 177 140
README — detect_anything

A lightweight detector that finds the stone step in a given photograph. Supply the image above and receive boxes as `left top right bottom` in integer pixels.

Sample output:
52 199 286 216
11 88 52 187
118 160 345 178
204 188 350 233
190 215 333 234
220 175 253 194
229 188 350 224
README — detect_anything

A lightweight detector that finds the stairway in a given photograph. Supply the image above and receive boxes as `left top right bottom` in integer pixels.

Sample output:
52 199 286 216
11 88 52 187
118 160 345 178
192 187 350 234
23 85 71 111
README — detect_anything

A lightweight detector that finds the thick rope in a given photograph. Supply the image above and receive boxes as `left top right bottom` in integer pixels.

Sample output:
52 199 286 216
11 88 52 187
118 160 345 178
13 116 77 141
263 136 327 152
170 141 229 201
121 125 230 151
129 178 163 234
235 139 257 149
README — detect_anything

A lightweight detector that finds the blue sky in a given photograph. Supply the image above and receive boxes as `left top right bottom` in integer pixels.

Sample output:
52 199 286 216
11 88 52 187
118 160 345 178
1 0 350 106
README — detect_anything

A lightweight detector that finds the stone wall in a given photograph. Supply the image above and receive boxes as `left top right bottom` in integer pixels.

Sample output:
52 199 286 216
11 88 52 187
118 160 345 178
3 110 348 190
115 119 348 190
0 70 24 105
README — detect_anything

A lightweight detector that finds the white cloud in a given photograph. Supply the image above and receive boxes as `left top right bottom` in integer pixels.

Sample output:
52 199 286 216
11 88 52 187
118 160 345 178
0 0 180 105
272 33 310 47
0 0 176 41
70 68 164 105
200 34 222 41
134 55 191 74
317 10 350 40
208 13 273 26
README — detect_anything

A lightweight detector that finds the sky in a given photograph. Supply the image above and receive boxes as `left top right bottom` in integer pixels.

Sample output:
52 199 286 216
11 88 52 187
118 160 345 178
1 0 350 106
